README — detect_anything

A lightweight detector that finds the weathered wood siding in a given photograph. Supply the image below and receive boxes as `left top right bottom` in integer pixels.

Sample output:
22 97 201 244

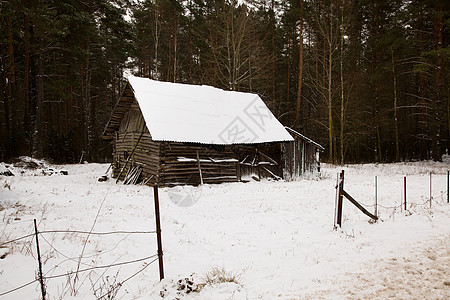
103 83 136 138
113 99 160 185
282 138 320 181
160 142 238 186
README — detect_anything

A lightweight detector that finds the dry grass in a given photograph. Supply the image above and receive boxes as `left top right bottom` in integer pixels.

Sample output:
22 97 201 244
203 266 241 286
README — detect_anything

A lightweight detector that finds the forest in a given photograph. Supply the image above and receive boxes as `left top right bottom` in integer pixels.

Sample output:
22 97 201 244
0 0 448 164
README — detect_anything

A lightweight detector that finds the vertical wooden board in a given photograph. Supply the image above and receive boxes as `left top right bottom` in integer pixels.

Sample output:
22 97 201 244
282 142 294 181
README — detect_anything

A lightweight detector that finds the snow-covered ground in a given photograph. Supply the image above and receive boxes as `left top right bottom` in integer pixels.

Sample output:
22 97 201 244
0 158 449 299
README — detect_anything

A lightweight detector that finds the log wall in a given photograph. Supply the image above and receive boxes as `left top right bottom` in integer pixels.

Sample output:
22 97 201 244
113 99 160 185
160 142 239 186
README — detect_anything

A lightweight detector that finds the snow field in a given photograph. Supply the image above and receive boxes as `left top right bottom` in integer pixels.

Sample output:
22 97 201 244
0 160 449 299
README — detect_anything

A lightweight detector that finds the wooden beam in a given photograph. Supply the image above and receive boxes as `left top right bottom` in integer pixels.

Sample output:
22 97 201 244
342 190 378 221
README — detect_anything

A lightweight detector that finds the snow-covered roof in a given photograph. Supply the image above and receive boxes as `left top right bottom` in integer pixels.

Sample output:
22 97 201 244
125 76 294 145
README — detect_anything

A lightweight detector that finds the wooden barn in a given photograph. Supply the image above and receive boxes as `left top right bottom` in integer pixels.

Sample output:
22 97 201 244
102 76 322 186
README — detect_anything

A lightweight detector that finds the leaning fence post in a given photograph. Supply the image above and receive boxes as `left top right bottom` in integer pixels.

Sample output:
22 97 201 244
336 170 344 228
34 219 46 300
153 185 164 280
404 176 407 211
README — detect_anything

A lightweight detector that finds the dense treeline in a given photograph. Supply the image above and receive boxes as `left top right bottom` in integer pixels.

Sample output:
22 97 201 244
0 0 448 164
0 0 132 163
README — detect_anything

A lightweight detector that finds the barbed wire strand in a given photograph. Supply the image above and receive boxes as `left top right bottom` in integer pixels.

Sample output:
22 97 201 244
39 230 157 236
74 193 108 287
43 254 159 280
0 233 34 246
377 204 403 209
0 255 159 298
39 234 94 269
0 279 38 297
98 257 159 299
0 229 156 247
346 189 448 211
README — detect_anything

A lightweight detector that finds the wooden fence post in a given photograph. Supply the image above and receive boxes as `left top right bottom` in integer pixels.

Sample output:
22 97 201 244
34 219 46 300
430 172 432 208
404 176 407 211
334 173 339 228
374 176 378 218
153 185 164 280
447 171 449 204
336 170 344 228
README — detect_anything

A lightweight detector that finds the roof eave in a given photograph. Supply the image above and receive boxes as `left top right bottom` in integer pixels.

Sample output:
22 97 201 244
101 81 135 138
284 127 324 151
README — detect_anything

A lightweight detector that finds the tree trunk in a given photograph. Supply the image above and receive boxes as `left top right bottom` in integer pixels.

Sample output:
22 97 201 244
295 0 304 128
431 2 443 161
0 40 9 159
154 5 160 79
173 18 178 83
328 10 333 164
286 38 290 116
32 37 44 158
271 0 277 115
85 38 92 161
24 13 31 149
339 4 345 166
391 48 400 162
6 15 15 137
417 0 427 159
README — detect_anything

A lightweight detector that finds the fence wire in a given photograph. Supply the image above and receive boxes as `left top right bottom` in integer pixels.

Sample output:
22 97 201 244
0 233 35 246
335 172 449 219
0 227 159 298
0 279 38 297
350 191 448 211
42 254 159 280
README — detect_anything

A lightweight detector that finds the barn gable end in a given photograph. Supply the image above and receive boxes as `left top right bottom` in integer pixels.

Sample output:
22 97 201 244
112 96 160 185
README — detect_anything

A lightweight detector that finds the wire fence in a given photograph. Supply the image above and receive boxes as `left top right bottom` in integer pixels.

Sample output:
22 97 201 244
0 225 161 298
1 186 164 299
0 230 156 247
334 170 450 227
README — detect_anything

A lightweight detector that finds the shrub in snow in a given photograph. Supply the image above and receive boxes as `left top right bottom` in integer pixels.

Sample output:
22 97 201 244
203 266 241 286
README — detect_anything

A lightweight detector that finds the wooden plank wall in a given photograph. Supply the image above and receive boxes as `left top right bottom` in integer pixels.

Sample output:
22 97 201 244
282 141 294 181
304 142 319 173
282 137 320 181
113 131 160 184
160 142 238 186
113 99 160 185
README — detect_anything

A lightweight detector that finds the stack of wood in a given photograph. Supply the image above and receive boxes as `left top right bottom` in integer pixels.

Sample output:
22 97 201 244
123 165 142 185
